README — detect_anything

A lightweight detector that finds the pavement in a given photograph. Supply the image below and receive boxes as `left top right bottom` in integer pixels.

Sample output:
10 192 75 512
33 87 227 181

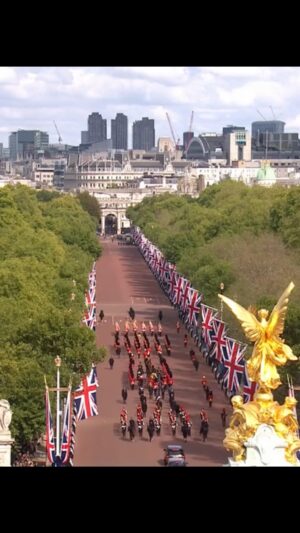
74 237 231 466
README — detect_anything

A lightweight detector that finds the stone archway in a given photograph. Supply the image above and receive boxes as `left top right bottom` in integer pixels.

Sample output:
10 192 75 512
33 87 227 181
105 213 117 235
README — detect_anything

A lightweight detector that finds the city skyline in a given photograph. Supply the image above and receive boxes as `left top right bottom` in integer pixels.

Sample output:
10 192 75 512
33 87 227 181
0 66 300 147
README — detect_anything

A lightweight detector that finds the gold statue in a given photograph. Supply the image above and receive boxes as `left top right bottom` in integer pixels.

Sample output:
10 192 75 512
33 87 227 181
218 282 297 390
218 282 300 465
224 395 261 461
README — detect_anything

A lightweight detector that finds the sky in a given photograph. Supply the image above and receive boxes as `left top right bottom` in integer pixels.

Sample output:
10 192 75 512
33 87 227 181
0 66 300 147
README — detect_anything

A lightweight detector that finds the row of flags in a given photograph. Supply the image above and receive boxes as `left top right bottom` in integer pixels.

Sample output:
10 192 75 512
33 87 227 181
133 227 258 402
45 263 99 466
45 365 99 465
82 262 97 330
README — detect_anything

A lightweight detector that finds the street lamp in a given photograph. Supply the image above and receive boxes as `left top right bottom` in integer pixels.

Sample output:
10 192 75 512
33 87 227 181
54 356 61 457
220 282 225 321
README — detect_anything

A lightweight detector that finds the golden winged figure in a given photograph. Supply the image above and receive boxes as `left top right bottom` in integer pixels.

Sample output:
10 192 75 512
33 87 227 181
218 282 297 390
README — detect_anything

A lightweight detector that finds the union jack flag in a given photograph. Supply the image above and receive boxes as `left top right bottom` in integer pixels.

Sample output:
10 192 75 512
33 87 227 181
74 365 99 421
45 384 56 464
168 270 177 300
223 337 247 394
180 278 191 312
68 403 78 467
243 365 258 402
60 384 72 464
209 318 228 362
201 303 218 348
186 288 202 326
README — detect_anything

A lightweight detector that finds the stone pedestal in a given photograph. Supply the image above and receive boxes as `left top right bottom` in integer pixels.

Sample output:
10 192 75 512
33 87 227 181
226 424 299 467
0 432 14 467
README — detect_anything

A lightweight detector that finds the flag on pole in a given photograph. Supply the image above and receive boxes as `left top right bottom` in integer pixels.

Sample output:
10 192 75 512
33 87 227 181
45 382 56 464
74 365 99 421
68 403 78 466
60 383 72 465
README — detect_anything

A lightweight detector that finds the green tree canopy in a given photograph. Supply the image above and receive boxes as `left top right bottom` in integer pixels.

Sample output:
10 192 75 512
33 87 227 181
0 185 106 453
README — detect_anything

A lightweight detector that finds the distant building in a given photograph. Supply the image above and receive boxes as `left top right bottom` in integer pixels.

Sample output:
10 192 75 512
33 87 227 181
0 143 2 158
186 137 209 160
252 120 285 138
81 139 112 153
9 130 49 160
81 131 89 144
33 162 54 187
157 137 175 152
132 117 155 151
183 131 194 150
185 134 224 160
254 161 277 187
222 125 246 136
224 130 251 165
111 113 128 150
87 112 107 143
254 132 299 152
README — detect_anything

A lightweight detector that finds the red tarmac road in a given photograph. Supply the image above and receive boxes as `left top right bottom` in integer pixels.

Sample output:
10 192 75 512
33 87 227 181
74 238 231 466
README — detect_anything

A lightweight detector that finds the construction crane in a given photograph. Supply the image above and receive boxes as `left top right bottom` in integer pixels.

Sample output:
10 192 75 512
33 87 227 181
256 109 267 121
185 110 194 150
53 120 63 144
166 112 180 150
269 106 276 120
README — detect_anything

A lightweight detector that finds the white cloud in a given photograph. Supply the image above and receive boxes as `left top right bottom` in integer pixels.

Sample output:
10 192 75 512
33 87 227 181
0 66 300 146
0 67 17 84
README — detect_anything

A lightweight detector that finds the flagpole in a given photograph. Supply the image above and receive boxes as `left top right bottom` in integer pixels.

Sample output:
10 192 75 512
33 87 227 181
55 356 62 457
220 282 225 321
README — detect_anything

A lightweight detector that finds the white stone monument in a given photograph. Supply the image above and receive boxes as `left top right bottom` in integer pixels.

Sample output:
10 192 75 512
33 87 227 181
0 400 14 467
227 424 300 467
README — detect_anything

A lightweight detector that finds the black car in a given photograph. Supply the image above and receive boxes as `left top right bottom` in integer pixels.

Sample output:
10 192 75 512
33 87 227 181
164 445 186 466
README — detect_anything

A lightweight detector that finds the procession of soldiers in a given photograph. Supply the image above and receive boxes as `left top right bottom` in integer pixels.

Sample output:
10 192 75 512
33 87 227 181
104 308 229 445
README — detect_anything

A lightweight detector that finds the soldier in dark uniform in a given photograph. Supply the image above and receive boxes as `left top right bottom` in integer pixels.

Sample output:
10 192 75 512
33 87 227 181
121 388 128 403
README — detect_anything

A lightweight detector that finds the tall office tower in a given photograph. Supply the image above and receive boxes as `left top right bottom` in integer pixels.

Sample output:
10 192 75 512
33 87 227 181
224 129 251 165
9 130 49 160
183 131 194 149
251 121 285 138
111 113 128 150
81 131 89 144
132 117 155 150
87 112 107 143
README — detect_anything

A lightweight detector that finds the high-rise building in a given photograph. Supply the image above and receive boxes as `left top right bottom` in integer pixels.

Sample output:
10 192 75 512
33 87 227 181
0 143 3 158
132 117 155 151
251 120 285 138
111 113 128 150
223 125 245 136
81 131 89 144
183 131 194 149
224 129 251 165
9 130 49 160
87 112 107 143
